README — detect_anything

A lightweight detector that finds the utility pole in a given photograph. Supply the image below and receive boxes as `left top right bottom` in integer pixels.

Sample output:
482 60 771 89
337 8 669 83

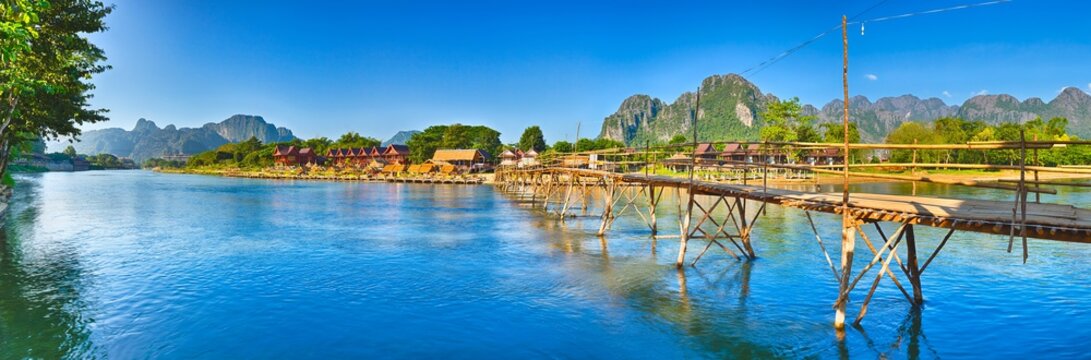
835 14 856 331
574 122 581 152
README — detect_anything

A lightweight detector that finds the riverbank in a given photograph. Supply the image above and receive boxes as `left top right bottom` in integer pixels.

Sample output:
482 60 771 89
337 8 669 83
157 167 494 184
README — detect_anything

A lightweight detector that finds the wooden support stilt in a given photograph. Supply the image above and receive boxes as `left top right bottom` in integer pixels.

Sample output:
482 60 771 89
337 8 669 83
648 185 659 235
597 180 615 236
676 187 694 268
905 224 923 304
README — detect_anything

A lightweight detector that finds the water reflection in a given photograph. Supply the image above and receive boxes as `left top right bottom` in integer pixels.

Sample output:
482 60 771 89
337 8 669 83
514 183 982 358
0 176 97 358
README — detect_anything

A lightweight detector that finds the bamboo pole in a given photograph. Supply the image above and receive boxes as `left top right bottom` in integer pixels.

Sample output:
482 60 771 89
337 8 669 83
905 224 923 304
835 14 855 330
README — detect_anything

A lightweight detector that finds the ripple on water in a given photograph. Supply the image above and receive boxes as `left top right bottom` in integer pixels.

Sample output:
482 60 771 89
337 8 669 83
1 171 1090 358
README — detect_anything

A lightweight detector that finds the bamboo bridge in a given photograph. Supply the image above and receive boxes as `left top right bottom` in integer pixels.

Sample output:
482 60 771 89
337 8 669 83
492 140 1091 328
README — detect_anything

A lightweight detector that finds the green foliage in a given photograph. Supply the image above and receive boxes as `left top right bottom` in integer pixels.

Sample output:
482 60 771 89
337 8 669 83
62 144 76 157
143 157 185 169
575 138 624 152
331 132 380 150
668 134 689 145
85 153 134 169
1 0 112 179
551 140 573 153
517 126 547 152
880 117 1091 166
758 97 815 143
886 121 944 163
406 124 502 163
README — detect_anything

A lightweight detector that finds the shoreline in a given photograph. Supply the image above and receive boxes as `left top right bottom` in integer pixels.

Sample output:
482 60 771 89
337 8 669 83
157 168 495 185
156 167 1091 189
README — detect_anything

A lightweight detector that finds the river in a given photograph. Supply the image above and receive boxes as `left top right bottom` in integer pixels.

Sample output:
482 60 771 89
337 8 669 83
2 170 1089 358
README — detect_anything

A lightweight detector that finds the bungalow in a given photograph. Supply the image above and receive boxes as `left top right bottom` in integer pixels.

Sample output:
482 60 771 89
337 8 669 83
806 148 842 165
694 143 719 164
499 149 520 167
432 149 490 173
383 144 411 165
718 143 748 164
273 145 316 166
273 145 299 166
663 153 693 172
519 149 540 167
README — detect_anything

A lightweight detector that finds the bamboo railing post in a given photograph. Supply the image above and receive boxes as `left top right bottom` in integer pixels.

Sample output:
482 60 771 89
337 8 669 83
1019 130 1029 263
912 139 918 196
1033 134 1040 203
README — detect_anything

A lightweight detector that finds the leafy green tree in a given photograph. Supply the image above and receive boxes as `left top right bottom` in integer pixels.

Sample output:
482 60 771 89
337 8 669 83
302 137 332 154
332 131 380 149
406 124 502 162
550 140 573 153
1 0 112 179
63 144 77 157
668 134 689 145
885 121 943 163
517 126 547 152
758 97 813 143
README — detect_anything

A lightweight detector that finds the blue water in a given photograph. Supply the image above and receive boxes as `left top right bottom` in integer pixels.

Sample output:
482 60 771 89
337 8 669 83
2 171 1090 358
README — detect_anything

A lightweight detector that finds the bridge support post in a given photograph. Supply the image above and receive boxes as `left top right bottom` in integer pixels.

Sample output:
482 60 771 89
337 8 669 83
648 185 659 235
834 215 857 330
675 187 694 268
905 224 923 304
597 180 615 236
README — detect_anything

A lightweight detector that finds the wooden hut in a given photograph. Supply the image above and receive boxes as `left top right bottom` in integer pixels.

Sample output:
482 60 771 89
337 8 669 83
274 145 298 166
383 144 410 165
499 149 520 167
519 149 540 167
694 143 719 164
807 147 842 165
432 149 490 173
718 143 748 164
663 153 693 172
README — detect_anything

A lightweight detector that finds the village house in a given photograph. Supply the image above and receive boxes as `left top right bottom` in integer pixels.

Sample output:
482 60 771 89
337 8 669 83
273 145 317 167
499 149 520 167
806 148 842 165
718 143 748 164
432 149 490 173
383 144 410 165
519 149 540 167
694 143 719 164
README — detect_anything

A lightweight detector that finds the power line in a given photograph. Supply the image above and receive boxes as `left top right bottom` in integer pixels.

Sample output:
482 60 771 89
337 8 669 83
739 0 1012 77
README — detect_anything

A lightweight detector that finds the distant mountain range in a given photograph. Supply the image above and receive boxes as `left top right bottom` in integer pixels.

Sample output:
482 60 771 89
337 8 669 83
50 114 295 162
382 130 420 146
599 74 1091 144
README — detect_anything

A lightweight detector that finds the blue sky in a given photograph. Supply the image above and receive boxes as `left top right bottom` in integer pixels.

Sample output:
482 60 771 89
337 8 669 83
82 0 1091 144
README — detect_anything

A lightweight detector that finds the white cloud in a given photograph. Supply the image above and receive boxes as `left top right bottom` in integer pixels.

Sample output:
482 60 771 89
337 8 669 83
1087 82 1090 91
865 74 878 81
942 90 952 98
972 89 988 96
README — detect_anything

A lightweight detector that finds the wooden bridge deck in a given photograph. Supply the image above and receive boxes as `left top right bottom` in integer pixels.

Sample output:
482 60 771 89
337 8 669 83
512 167 1091 243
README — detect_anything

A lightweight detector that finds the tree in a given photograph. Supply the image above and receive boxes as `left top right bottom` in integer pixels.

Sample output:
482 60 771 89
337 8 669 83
885 121 942 163
1 0 112 180
302 137 332 155
406 124 502 162
668 134 689 145
551 140 573 153
332 131 380 149
517 126 547 152
63 144 76 157
758 97 813 143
